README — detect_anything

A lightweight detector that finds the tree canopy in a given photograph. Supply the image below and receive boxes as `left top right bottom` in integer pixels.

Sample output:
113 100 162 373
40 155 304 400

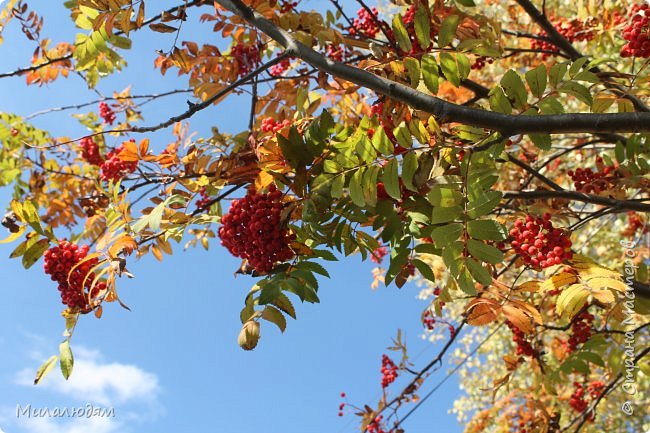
0 0 649 432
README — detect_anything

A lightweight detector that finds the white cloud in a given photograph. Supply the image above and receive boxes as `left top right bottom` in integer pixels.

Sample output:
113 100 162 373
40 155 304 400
15 348 160 406
10 346 163 433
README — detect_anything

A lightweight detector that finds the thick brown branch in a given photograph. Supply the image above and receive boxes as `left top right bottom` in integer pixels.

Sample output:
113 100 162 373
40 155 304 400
503 190 650 212
215 0 650 135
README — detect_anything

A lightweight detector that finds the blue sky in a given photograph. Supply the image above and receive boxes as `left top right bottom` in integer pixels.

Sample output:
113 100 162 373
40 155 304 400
0 2 463 432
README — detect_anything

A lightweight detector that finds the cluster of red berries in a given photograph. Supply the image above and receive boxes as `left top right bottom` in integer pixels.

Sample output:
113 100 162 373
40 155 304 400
423 310 436 330
231 42 261 77
196 187 212 210
79 136 103 166
337 392 346 417
278 0 297 13
269 55 291 76
508 214 573 269
506 320 535 357
380 354 398 388
100 144 138 182
326 44 345 62
366 415 388 433
370 246 388 264
531 18 595 59
261 117 291 134
569 381 604 414
99 102 116 125
471 56 494 70
621 3 650 57
369 102 408 154
623 211 649 236
218 184 295 273
568 311 594 352
43 240 105 310
568 158 617 194
349 7 382 38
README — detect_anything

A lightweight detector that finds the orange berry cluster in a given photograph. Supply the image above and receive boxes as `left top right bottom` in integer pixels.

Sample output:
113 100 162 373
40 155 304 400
79 136 103 166
99 102 116 125
231 42 261 77
506 320 535 357
43 240 105 311
100 144 138 182
261 117 290 134
218 184 295 273
568 311 594 352
508 214 573 269
531 18 595 59
349 7 382 38
623 211 648 236
380 354 398 388
621 3 650 58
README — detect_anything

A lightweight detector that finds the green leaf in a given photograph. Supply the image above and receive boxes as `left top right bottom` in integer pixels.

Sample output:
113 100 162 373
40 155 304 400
568 57 590 78
392 15 412 53
427 185 461 207
438 15 460 48
430 223 463 247
439 52 461 87
350 169 366 207
261 305 287 332
272 293 297 319
456 53 471 81
442 241 464 276
455 0 476 6
413 258 437 282
420 55 439 94
489 87 512 114
382 159 401 200
467 220 507 241
402 152 418 192
529 134 552 151
393 122 412 149
371 126 393 155
34 355 58 385
414 6 431 49
22 238 50 269
404 57 421 88
148 202 165 231
431 205 463 224
500 70 528 109
466 258 492 285
457 267 477 295
331 173 344 198
467 190 502 218
467 239 504 264
363 165 379 206
558 81 593 107
296 261 330 277
538 97 565 114
525 64 547 98
59 340 74 380
549 63 568 88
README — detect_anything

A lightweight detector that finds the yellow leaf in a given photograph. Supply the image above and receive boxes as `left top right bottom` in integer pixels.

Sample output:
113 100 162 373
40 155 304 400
592 289 615 304
585 276 629 292
556 283 588 318
108 234 137 258
0 225 25 243
541 272 577 292
508 299 543 325
151 244 163 262
516 280 542 292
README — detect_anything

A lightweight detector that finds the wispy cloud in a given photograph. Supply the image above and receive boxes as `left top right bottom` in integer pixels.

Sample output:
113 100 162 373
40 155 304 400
9 345 163 433
15 347 160 406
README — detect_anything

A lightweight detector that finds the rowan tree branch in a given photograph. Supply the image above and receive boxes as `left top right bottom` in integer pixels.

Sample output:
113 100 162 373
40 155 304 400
514 0 650 113
214 0 650 135
502 190 650 212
